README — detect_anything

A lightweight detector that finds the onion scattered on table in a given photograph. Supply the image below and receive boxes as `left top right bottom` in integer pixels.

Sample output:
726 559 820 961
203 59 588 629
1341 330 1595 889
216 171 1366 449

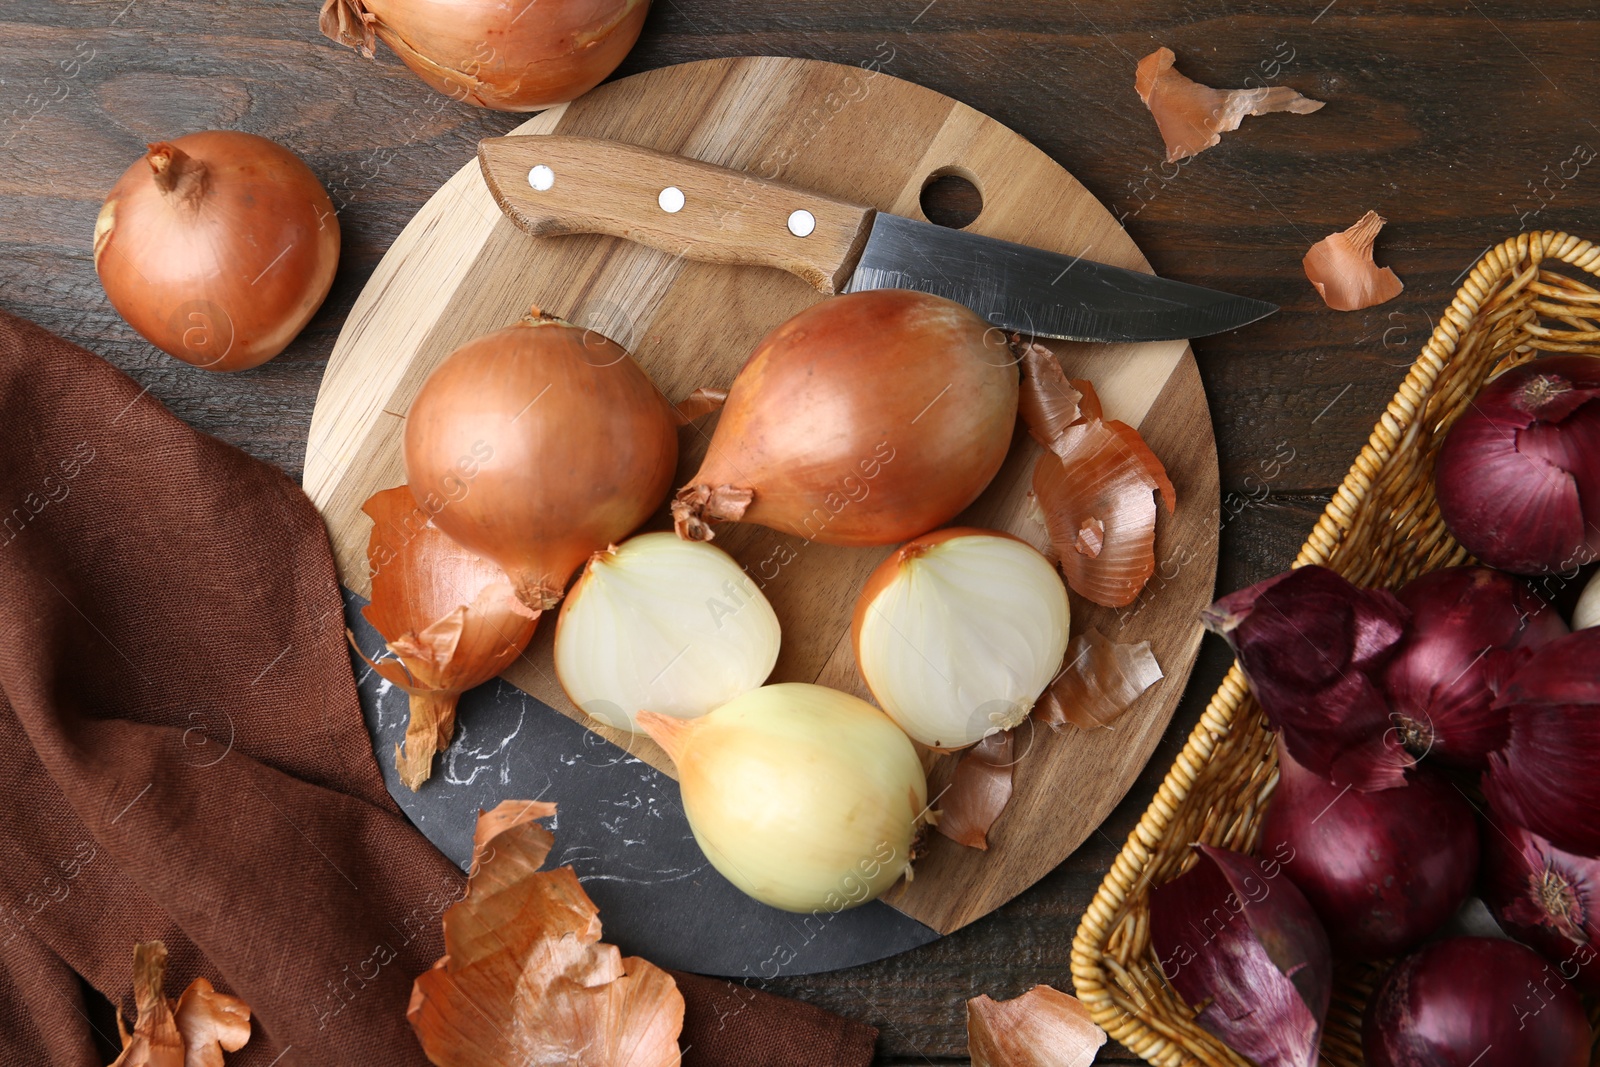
93 131 339 371
1134 46 1324 163
672 289 1019 548
404 310 678 613
319 0 650 112
554 533 780 733
638 683 928 914
1302 211 1404 312
852 528 1070 750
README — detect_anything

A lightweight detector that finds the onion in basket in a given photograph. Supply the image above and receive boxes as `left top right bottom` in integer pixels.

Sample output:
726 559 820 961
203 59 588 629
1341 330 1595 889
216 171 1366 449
1434 354 1600 575
638 684 928 914
554 533 780 732
1363 937 1589 1067
1149 843 1331 1067
1480 814 1600 993
851 528 1070 750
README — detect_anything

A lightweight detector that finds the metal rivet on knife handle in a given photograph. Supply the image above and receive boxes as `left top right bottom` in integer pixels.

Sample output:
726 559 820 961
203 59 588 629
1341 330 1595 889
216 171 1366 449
658 186 685 214
788 209 816 238
528 165 554 191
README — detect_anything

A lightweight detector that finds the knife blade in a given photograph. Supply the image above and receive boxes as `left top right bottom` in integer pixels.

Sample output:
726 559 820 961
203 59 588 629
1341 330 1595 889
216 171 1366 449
477 134 1276 343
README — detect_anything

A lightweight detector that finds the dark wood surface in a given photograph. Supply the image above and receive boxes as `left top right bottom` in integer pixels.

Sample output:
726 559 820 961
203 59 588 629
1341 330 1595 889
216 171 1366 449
4 1 1599 1061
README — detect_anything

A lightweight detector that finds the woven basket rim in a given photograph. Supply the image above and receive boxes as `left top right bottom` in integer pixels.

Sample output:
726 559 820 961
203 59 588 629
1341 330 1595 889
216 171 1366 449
1069 230 1600 1066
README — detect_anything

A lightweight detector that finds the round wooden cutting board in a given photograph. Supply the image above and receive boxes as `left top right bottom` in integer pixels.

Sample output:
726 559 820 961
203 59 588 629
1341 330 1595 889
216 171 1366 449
305 56 1219 970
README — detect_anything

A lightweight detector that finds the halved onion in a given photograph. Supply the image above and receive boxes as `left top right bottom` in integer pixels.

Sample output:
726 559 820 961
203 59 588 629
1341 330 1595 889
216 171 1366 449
554 533 780 732
852 528 1070 750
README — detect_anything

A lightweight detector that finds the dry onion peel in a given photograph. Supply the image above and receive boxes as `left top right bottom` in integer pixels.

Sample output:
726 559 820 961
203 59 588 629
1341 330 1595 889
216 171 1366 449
1036 629 1163 730
94 132 339 372
638 684 929 914
672 386 727 425
1135 47 1324 163
554 533 780 732
853 527 1071 749
110 941 252 1067
672 289 1019 547
1020 343 1175 608
966 984 1107 1067
1302 211 1404 312
404 309 678 612
936 730 1014 851
408 800 684 1067
355 486 539 790
319 0 650 112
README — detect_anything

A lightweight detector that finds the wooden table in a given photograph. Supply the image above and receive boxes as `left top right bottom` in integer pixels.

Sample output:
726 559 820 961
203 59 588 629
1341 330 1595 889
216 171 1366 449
5 1 1598 1061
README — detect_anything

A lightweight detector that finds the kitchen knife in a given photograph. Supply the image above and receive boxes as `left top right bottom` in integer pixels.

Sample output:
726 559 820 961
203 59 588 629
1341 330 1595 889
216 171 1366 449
477 135 1276 343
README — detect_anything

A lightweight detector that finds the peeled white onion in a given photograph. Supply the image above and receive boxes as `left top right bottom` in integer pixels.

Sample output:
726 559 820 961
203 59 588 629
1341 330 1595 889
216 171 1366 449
638 683 928 914
852 527 1071 749
554 532 780 732
1577 570 1600 630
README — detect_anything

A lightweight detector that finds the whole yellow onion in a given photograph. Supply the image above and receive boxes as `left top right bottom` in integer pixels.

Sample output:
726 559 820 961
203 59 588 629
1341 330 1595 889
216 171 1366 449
639 683 928 914
320 0 650 112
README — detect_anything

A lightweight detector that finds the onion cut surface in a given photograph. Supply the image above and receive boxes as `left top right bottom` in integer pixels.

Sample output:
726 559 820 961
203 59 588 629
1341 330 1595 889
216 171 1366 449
554 533 780 733
852 528 1070 750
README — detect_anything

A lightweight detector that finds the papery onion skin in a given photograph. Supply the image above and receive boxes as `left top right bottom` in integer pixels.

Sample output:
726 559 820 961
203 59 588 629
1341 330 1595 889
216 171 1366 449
1435 355 1600 575
1363 937 1590 1067
638 683 928 914
554 532 780 732
1480 815 1600 993
672 290 1019 548
1482 628 1600 857
93 132 339 372
1149 844 1331 1067
1261 739 1478 961
1204 565 1411 791
358 486 539 790
851 527 1069 749
1302 211 1404 312
320 0 649 112
404 311 678 612
1383 566 1566 768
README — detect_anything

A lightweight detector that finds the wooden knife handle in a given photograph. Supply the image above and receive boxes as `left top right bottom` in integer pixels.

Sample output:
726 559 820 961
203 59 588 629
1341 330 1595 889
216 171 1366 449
478 135 876 295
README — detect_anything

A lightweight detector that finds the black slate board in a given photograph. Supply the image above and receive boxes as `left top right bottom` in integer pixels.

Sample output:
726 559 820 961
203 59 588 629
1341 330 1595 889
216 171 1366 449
345 590 938 977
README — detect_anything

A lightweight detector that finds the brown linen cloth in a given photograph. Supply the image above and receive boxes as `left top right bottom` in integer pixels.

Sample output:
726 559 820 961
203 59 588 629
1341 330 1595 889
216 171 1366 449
0 309 878 1067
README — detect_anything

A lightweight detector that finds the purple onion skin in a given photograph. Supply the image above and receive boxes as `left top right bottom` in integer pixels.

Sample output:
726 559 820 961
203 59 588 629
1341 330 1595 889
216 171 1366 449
1383 567 1567 768
1435 355 1600 576
1204 565 1411 791
1149 844 1331 1067
1261 739 1478 961
1363 937 1590 1067
1483 628 1600 857
1481 816 1600 994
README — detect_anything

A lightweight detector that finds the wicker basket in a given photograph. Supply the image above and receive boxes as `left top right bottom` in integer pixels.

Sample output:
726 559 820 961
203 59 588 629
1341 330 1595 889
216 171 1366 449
1070 230 1600 1066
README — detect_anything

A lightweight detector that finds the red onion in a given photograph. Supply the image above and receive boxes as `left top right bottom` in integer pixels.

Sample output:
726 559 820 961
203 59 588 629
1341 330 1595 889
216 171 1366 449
1481 815 1600 993
1204 565 1411 791
1363 937 1590 1067
1260 739 1477 960
1483 628 1600 856
1149 844 1331 1067
1383 566 1567 767
1435 355 1600 575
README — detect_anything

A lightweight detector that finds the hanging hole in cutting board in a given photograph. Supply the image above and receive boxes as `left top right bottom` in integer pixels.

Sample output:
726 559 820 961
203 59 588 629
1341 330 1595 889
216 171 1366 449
920 168 983 229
